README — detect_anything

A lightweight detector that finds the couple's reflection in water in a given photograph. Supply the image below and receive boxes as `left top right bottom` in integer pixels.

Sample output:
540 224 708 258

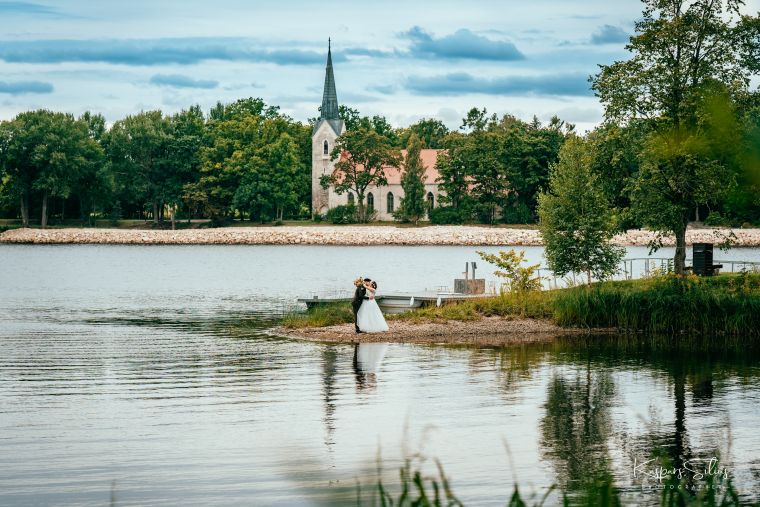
319 342 388 447
353 342 389 390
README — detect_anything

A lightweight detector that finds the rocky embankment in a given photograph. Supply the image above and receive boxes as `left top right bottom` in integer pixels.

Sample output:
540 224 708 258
1 225 759 246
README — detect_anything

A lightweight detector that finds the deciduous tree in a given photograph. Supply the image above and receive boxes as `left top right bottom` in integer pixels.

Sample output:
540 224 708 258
394 133 427 224
324 128 401 222
592 0 758 273
538 137 625 285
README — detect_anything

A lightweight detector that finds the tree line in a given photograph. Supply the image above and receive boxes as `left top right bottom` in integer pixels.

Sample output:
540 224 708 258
0 99 309 228
1 0 758 267
0 93 573 228
0 98 458 227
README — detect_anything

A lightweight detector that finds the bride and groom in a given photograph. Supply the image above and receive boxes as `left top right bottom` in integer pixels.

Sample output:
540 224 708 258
352 277 389 334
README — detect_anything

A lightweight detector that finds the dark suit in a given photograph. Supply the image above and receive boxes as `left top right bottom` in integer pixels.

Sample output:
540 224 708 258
352 285 367 333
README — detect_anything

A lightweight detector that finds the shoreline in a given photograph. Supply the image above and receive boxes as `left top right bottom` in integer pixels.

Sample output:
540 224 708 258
272 317 614 346
2 225 759 246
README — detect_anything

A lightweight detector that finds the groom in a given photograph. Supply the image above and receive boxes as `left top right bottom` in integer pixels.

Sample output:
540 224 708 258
352 277 371 333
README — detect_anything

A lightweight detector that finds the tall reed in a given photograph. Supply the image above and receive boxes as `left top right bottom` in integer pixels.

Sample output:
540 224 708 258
552 272 760 335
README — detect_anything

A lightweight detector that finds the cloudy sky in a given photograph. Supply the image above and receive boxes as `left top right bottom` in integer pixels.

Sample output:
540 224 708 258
0 0 758 132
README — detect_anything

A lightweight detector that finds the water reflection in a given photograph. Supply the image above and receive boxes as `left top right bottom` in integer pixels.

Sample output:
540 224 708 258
534 336 760 503
2 243 760 505
539 356 617 503
321 347 339 447
352 343 388 391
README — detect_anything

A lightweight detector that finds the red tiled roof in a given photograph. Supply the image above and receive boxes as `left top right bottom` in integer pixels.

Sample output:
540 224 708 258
338 149 443 185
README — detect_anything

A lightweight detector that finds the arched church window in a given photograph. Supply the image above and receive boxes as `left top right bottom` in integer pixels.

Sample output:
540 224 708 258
427 192 435 209
387 193 394 213
367 192 375 212
348 193 355 205
323 140 329 155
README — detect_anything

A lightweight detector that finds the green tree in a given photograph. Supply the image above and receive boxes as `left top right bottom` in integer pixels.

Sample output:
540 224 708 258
592 0 758 273
434 132 473 221
106 111 171 224
0 118 34 226
338 105 362 131
233 133 302 222
0 110 101 227
629 91 744 247
264 133 302 221
587 121 649 227
188 99 309 223
538 138 625 285
324 128 401 222
477 249 542 293
434 110 570 225
76 111 112 225
163 106 206 228
231 153 269 222
394 133 427 224
397 118 450 149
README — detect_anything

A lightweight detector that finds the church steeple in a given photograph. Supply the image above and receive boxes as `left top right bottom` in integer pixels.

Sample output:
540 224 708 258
320 38 339 120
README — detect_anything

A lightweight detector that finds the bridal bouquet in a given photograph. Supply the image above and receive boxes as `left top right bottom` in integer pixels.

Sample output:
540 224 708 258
354 277 364 287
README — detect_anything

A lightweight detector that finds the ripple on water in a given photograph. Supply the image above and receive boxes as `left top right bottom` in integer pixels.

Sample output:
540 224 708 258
2 244 760 506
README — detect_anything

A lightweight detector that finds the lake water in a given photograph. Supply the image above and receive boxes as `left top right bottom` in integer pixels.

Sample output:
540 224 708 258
1 244 759 506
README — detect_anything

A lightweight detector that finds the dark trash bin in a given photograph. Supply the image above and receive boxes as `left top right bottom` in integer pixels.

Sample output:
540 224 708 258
692 243 721 276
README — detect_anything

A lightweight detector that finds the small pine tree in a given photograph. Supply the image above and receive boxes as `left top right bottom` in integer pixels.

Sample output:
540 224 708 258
394 133 427 224
537 137 624 285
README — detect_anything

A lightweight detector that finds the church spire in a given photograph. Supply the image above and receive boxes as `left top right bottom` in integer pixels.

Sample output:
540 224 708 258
320 39 339 120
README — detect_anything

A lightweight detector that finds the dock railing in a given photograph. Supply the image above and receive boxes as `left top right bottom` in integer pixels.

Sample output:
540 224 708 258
535 257 760 289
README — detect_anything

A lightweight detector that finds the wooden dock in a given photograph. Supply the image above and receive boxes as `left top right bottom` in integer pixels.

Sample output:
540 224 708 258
297 291 485 314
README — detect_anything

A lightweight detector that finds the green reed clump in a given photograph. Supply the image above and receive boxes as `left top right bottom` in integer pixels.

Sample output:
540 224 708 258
553 272 760 335
281 302 355 329
356 456 753 507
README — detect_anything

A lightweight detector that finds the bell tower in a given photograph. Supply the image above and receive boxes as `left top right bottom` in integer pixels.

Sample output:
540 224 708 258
312 39 345 216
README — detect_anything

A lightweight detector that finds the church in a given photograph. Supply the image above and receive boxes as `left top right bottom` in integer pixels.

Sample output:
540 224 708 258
311 43 443 221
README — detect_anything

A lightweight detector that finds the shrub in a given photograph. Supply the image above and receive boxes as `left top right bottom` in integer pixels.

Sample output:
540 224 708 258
500 202 534 224
326 204 359 224
477 249 542 293
428 206 468 224
704 211 730 226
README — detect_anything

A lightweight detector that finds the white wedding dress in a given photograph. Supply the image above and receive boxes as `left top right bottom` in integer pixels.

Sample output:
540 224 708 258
356 293 389 333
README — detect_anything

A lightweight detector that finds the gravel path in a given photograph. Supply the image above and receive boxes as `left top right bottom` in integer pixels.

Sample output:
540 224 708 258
2 225 758 246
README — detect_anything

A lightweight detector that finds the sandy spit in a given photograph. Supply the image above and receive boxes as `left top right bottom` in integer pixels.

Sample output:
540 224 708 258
272 317 612 346
2 225 759 247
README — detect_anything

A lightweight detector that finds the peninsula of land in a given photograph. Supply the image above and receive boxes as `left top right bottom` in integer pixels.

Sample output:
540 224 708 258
273 316 608 346
2 225 759 247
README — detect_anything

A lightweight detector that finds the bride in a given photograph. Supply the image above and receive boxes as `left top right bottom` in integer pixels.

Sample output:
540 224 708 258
356 280 389 333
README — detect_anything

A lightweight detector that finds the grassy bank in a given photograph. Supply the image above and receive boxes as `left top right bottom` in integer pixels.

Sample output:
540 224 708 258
553 272 760 334
283 272 760 336
279 291 554 330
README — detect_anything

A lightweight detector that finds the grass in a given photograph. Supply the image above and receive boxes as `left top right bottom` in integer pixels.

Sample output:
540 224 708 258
281 302 355 329
394 290 555 323
352 454 754 507
553 272 760 335
283 273 760 336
